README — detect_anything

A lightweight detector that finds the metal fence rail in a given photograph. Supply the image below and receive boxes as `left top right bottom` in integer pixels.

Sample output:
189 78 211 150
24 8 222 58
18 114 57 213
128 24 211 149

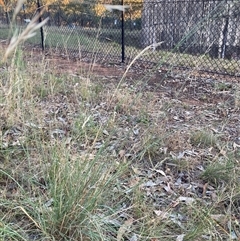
0 0 239 78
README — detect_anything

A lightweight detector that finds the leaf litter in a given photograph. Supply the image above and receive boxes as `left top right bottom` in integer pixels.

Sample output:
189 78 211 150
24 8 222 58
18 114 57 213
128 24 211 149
0 45 240 240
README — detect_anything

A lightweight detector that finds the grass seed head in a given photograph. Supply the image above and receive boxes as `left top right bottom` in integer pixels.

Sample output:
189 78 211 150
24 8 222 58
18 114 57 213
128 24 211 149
3 3 48 61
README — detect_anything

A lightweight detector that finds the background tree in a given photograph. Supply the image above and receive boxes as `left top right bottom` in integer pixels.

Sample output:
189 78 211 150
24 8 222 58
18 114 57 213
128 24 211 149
0 0 16 24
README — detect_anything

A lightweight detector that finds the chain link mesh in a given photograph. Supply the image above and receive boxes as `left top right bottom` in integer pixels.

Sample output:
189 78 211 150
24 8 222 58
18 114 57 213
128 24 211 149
0 0 239 78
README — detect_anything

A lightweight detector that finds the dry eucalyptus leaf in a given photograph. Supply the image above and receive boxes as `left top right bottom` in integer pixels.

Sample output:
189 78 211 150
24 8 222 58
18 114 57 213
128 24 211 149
151 169 167 176
154 210 169 219
129 233 138 241
176 234 185 241
119 150 126 158
143 180 157 187
177 196 195 205
132 166 142 175
233 142 240 150
103 129 109 135
117 218 134 241
44 198 54 208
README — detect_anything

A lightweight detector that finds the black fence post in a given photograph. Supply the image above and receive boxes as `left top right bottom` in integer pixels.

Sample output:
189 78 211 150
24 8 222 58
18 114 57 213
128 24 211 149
22 4 26 21
37 0 44 51
58 4 60 27
121 0 125 63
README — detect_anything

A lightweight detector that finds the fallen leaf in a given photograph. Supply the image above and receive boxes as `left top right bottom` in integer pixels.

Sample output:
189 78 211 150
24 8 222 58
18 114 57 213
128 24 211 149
233 142 240 150
143 180 157 187
163 183 173 193
202 183 208 197
210 214 226 222
117 218 133 241
103 129 109 135
219 148 227 157
177 196 195 205
132 166 142 175
151 168 166 176
133 129 139 135
50 129 66 139
128 177 140 187
65 137 72 145
176 234 185 241
129 233 138 241
119 150 125 158
44 198 54 207
154 210 169 219
211 214 228 228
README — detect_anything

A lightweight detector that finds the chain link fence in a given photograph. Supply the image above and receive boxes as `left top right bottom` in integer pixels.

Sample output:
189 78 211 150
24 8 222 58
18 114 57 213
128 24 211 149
0 0 239 78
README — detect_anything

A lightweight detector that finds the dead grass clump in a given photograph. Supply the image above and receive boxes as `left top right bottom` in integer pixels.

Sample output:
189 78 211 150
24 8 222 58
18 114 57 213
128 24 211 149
164 131 191 152
109 87 144 115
